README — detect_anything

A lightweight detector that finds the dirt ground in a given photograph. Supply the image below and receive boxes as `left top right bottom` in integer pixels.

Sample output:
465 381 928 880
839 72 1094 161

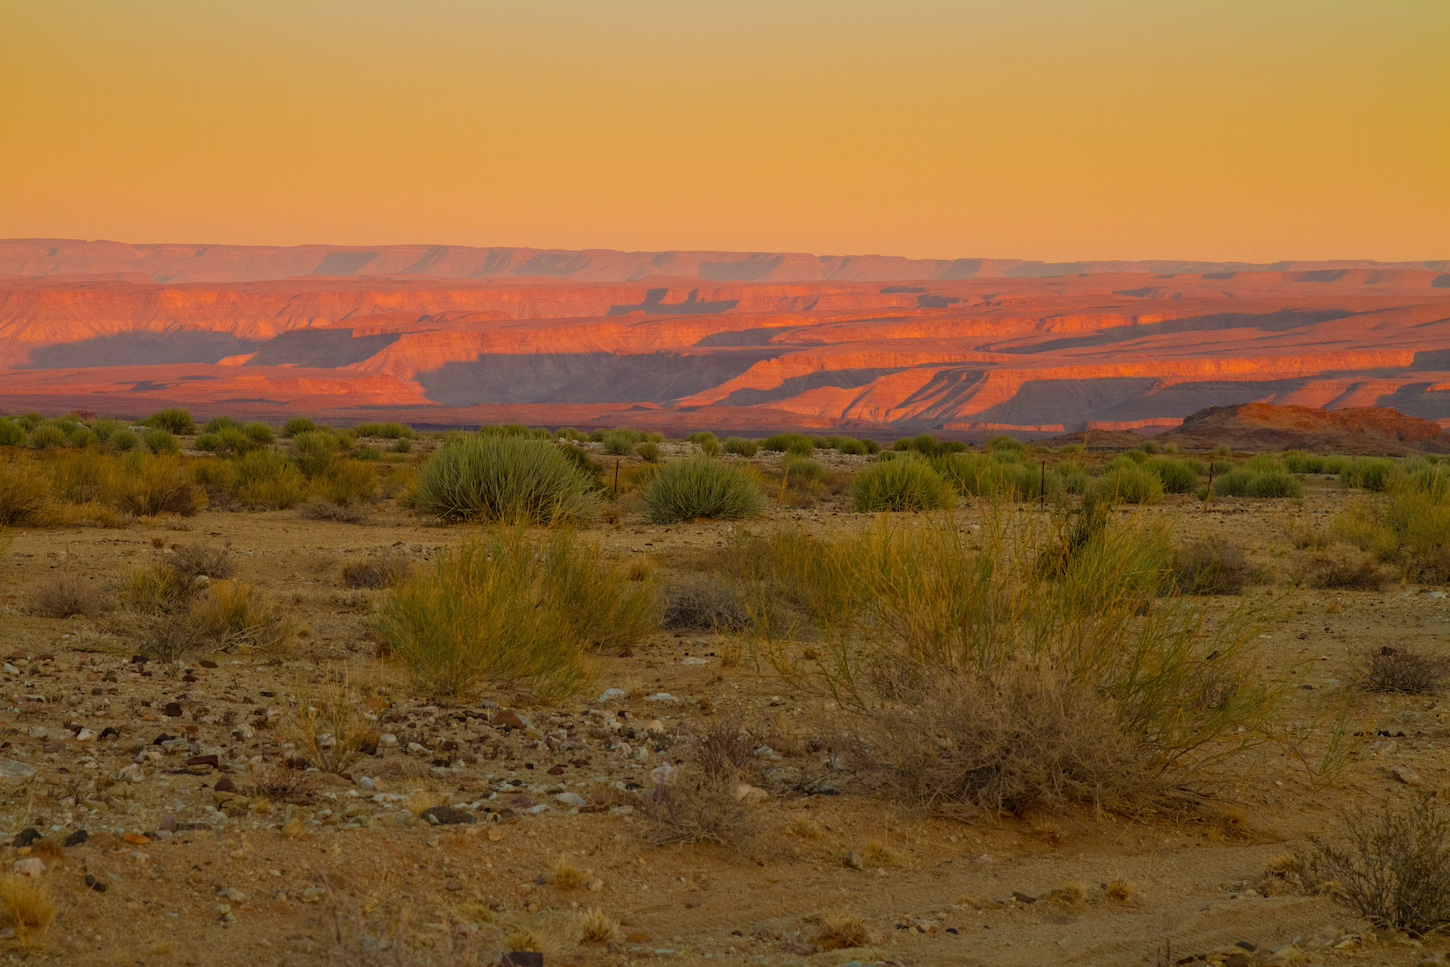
0 469 1446 967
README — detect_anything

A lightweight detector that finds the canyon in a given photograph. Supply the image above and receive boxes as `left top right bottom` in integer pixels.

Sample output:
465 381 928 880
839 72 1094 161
2 239 1448 433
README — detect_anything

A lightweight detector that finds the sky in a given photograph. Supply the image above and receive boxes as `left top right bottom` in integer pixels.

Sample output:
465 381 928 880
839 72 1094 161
1 1 1447 262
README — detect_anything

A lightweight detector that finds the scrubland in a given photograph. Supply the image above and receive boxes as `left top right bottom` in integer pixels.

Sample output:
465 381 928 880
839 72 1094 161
0 412 1446 965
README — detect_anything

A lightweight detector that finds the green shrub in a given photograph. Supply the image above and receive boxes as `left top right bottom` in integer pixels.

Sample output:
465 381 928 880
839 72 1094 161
1342 458 1397 492
311 457 379 506
143 408 195 435
290 430 340 478
600 428 643 456
1090 462 1163 505
14 413 42 431
242 422 275 444
1146 458 1200 494
375 530 655 701
761 433 815 456
781 453 827 484
0 419 25 447
282 417 317 437
352 422 384 437
232 449 308 509
987 434 1026 457
723 437 759 458
413 436 600 525
893 434 965 458
142 429 179 455
852 456 954 512
27 424 68 450
635 441 662 463
109 428 140 452
121 454 205 516
377 422 413 440
392 437 413 455
1213 467 1303 498
688 431 721 457
644 456 767 524
202 416 243 434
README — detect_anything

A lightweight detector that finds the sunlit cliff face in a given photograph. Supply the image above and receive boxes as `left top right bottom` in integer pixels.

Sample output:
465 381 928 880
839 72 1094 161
0 241 1447 432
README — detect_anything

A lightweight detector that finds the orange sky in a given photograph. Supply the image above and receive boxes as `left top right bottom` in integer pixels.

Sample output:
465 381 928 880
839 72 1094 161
1 1 1447 262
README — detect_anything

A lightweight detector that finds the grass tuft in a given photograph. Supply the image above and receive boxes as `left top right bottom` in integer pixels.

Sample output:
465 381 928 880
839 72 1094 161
412 436 600 525
644 455 767 524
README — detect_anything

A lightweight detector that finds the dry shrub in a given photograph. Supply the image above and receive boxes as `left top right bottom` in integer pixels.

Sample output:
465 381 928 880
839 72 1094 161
690 714 759 781
117 563 195 615
1307 549 1392 591
1171 540 1257 595
281 672 380 774
644 767 757 849
815 911 871 950
298 498 368 523
662 578 750 631
375 528 654 702
169 543 234 580
342 550 412 590
0 462 49 526
0 875 55 930
1103 878 1135 902
550 855 587 890
121 454 205 517
30 572 106 618
842 667 1149 815
188 580 296 652
1357 646 1450 695
1300 798 1450 935
576 907 618 944
247 762 319 804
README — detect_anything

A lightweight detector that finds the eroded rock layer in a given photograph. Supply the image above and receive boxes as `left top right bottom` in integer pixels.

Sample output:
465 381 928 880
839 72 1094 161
2 240 1448 432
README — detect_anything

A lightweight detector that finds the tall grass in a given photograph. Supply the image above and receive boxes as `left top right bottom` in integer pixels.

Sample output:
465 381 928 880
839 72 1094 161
644 456 766 523
412 436 601 525
1090 461 1163 504
375 529 655 702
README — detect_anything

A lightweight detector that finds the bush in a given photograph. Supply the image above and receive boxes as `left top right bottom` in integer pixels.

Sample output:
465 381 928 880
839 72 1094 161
27 424 68 450
1341 458 1398 492
0 464 49 526
1301 798 1450 935
600 428 644 455
229 449 307 508
108 428 139 452
663 578 750 631
202 416 242 434
377 422 413 440
781 453 827 484
853 457 954 512
142 429 179 455
842 668 1147 814
1357 646 1450 695
643 456 767 524
413 436 600 525
723 437 759 458
375 530 655 701
0 420 25 447
290 430 341 478
143 408 195 435
169 543 235 580
243 422 275 444
122 454 205 516
342 550 412 590
297 499 367 523
117 563 195 616
186 580 295 652
1306 549 1392 591
761 433 814 456
30 573 105 618
1146 458 1200 494
311 457 379 506
1172 541 1256 595
1089 462 1163 505
635 441 661 463
282 417 317 437
351 422 384 437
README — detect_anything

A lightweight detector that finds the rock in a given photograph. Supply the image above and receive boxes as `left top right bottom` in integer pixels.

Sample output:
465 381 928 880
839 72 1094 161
1011 891 1037 905
162 701 183 718
11 828 41 848
555 792 586 807
300 885 327 904
117 764 145 783
123 833 150 845
734 783 769 804
11 858 45 878
214 777 238 793
645 693 677 703
62 829 88 848
1392 765 1423 786
843 851 865 870
491 709 530 730
378 733 398 748
599 688 627 702
84 874 106 893
681 657 708 665
186 754 220 769
501 953 544 967
0 758 35 779
421 805 476 825
406 742 429 756
1262 945 1302 966
650 763 676 786
1225 955 1251 967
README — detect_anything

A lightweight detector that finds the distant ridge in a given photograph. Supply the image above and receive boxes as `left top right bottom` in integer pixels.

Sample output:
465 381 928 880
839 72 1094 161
2 238 1446 286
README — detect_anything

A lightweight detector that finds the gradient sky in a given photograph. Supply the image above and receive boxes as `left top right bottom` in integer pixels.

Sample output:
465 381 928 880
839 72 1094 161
2 1 1447 262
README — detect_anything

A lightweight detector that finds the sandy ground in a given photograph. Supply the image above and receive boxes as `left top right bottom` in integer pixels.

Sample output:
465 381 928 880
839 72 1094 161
0 472 1446 967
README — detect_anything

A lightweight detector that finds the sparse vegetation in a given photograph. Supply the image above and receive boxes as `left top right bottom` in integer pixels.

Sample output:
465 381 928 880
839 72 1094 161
30 573 106 618
852 456 954 511
412 435 600 525
1300 798 1450 935
1171 540 1257 595
1356 646 1450 695
342 550 412 590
